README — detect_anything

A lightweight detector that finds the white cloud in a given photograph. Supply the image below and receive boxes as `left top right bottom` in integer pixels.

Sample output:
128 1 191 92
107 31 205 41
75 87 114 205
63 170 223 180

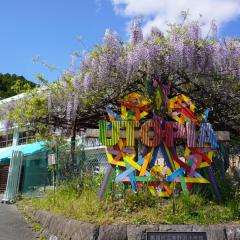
95 0 103 12
112 0 240 34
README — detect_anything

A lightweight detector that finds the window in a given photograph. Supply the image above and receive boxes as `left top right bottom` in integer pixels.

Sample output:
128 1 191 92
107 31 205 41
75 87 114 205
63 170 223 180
0 134 13 148
18 131 35 145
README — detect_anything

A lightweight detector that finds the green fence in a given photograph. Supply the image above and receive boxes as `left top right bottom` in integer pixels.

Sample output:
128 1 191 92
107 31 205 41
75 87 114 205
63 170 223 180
20 150 51 197
20 140 232 197
56 142 107 183
0 141 107 198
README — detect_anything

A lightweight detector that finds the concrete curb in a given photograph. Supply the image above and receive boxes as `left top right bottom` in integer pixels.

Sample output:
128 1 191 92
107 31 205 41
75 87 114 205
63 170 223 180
23 206 240 240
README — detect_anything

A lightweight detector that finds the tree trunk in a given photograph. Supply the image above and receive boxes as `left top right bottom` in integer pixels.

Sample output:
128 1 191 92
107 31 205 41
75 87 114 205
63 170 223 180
70 121 77 171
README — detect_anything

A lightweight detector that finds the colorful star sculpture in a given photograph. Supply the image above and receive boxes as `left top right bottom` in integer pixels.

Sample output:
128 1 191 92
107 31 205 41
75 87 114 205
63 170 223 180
98 81 221 201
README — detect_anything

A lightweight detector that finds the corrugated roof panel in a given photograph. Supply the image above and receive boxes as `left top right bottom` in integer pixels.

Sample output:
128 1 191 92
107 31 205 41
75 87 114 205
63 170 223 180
0 141 46 163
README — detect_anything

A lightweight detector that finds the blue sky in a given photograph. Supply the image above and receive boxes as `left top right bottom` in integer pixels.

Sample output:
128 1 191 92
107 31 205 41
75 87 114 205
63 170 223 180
0 0 240 83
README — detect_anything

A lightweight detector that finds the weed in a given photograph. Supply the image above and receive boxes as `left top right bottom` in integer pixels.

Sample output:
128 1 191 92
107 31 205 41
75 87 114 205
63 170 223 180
21 175 240 225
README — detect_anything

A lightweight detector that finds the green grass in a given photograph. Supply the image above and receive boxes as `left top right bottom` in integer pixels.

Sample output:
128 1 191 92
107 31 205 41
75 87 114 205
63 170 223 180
21 178 240 225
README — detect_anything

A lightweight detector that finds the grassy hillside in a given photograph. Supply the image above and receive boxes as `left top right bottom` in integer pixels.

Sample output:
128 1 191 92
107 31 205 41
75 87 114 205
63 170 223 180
0 73 36 100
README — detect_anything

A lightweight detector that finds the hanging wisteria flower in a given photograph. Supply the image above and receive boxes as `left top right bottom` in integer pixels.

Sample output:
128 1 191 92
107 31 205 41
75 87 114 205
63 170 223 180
66 97 73 121
83 73 93 89
130 17 143 45
150 26 164 38
47 92 52 111
103 29 121 48
73 75 81 92
2 119 13 131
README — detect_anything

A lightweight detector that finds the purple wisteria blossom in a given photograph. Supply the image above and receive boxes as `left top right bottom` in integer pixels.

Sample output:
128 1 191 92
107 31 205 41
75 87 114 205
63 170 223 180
83 73 93 89
130 17 143 45
150 26 164 38
73 76 81 92
2 119 13 131
103 29 121 48
79 18 240 89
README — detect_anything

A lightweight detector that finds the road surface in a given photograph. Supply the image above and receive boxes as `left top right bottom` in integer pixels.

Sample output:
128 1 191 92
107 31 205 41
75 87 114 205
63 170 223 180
0 195 36 240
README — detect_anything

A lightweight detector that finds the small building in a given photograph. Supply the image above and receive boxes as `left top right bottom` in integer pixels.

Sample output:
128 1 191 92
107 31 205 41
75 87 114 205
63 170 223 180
0 94 108 202
0 95 50 202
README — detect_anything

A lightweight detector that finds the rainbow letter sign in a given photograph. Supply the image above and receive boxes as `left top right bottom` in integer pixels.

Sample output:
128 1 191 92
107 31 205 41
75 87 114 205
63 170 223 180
98 80 221 200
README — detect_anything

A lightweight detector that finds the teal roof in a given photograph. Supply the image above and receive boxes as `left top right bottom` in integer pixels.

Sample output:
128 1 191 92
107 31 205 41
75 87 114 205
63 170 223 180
0 141 46 164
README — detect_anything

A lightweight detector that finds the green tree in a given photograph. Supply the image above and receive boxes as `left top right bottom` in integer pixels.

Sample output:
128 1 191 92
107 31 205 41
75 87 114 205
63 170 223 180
0 73 36 99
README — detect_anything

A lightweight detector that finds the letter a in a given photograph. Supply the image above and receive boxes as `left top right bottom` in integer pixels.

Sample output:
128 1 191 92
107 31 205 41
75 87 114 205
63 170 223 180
197 123 219 149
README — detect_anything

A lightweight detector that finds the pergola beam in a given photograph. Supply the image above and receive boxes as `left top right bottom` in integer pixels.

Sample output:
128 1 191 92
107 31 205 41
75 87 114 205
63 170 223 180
86 129 230 142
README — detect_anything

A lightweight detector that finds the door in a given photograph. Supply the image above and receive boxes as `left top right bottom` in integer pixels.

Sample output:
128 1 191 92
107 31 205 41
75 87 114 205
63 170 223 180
0 165 9 193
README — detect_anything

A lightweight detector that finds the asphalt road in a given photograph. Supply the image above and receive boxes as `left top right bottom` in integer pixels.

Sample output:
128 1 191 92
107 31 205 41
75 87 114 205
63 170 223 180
0 196 36 240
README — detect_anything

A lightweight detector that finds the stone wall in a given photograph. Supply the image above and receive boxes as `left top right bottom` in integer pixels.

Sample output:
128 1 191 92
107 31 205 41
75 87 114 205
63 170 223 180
23 206 240 240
